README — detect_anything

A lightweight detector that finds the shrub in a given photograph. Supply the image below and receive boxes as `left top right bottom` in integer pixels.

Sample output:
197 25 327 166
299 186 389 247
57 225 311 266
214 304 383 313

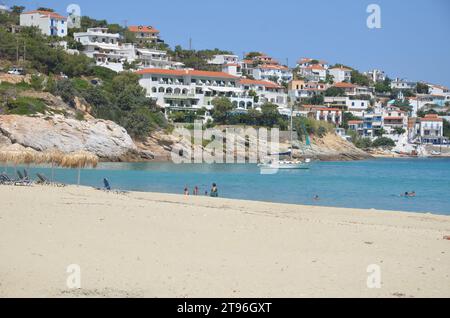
5 97 47 115
372 137 396 149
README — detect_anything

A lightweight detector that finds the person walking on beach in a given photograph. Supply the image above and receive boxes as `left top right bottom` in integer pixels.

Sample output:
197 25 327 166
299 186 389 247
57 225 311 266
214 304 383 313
193 186 199 196
210 183 218 198
184 187 189 196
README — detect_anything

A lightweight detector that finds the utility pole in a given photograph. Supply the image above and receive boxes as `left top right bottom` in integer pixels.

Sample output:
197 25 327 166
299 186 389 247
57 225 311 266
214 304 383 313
189 37 192 50
23 41 26 62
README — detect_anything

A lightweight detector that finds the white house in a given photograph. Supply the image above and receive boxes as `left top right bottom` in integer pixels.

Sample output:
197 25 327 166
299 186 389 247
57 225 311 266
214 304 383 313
136 68 254 115
301 106 343 126
135 48 183 70
419 114 444 144
382 105 408 134
239 79 288 109
208 54 239 65
222 63 243 77
252 64 293 84
296 58 329 69
20 10 67 37
364 69 386 83
429 84 449 97
128 25 161 46
323 96 370 117
74 28 136 72
328 66 352 83
288 80 328 100
298 64 327 82
390 78 416 90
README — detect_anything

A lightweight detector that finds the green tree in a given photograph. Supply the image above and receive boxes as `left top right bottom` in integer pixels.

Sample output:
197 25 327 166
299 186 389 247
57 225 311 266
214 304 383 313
354 138 373 149
351 70 370 86
37 7 54 12
324 87 345 97
416 82 429 94
10 5 25 15
308 94 324 105
443 119 450 138
375 78 392 93
393 127 406 135
211 97 233 124
372 137 396 149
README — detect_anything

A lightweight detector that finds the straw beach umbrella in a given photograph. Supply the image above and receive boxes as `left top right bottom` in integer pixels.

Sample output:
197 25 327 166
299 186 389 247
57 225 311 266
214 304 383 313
43 149 65 182
61 150 98 185
0 144 45 176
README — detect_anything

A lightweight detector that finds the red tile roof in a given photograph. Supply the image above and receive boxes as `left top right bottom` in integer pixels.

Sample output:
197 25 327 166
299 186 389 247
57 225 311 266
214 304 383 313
305 64 326 70
334 82 356 88
239 79 282 88
348 120 363 124
258 64 288 70
23 10 66 20
135 68 238 79
331 66 352 71
421 114 443 122
128 25 160 34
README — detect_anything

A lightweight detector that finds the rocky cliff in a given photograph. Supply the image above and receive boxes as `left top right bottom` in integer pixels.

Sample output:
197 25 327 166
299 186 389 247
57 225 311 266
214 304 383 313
0 115 137 160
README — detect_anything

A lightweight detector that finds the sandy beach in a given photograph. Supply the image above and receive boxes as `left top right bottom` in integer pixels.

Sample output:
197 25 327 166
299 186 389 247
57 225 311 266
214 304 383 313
0 185 449 298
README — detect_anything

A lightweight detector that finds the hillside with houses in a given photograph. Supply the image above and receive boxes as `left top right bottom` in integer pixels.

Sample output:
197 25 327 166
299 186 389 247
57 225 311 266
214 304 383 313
0 5 449 159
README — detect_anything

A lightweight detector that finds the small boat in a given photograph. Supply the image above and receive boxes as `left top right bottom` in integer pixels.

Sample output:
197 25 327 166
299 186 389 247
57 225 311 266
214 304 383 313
259 159 311 170
259 104 312 171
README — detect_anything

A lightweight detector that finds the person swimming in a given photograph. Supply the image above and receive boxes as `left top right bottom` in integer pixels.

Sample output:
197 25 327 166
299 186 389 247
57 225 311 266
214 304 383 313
313 195 320 201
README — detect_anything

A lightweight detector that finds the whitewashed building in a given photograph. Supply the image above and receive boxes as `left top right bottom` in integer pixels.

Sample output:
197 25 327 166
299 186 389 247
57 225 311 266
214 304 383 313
239 79 288 109
20 10 67 37
128 25 161 45
74 28 136 72
208 54 239 65
135 48 183 70
364 69 386 83
328 66 352 83
390 78 416 90
419 114 444 144
298 64 327 82
222 63 243 77
136 68 254 114
252 65 293 84
382 105 408 134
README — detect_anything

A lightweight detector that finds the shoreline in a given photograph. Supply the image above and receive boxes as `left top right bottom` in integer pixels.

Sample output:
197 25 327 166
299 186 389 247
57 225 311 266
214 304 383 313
0 185 449 297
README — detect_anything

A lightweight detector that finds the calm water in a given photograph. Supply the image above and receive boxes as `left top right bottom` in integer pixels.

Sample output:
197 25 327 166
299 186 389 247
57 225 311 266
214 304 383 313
3 158 450 215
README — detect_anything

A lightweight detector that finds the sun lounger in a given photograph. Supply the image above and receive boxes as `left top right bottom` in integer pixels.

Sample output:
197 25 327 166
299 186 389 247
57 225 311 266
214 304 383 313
36 173 65 187
15 171 32 186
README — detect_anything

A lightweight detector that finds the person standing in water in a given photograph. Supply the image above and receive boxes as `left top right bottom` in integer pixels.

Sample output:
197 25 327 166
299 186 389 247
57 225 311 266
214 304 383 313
193 186 199 196
210 183 218 197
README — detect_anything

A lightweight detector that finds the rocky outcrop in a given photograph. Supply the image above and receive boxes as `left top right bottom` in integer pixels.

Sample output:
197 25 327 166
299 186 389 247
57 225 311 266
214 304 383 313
135 129 371 162
295 133 372 161
0 115 137 160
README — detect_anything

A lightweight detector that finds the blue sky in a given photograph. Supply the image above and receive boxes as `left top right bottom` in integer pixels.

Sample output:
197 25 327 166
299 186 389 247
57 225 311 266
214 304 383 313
7 0 450 87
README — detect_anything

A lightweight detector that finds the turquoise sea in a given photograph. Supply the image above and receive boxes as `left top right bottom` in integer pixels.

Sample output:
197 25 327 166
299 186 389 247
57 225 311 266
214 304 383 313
3 158 450 215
